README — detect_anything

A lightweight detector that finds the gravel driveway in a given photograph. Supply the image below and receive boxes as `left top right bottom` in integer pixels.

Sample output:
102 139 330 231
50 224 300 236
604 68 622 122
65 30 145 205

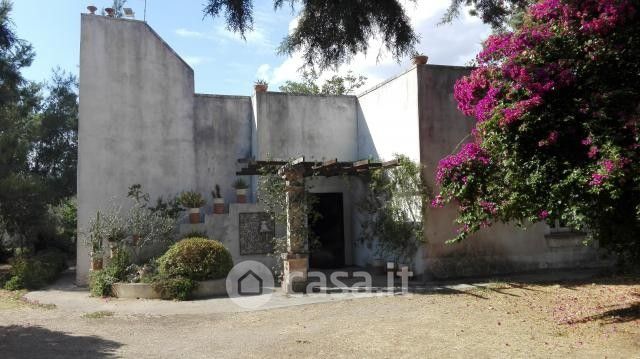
1 276 639 358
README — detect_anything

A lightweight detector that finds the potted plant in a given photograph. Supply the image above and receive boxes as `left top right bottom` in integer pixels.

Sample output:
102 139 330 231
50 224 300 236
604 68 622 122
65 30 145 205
233 178 249 203
102 207 127 258
85 211 106 270
411 51 428 65
105 7 115 17
178 191 205 224
87 5 98 14
212 185 225 214
254 79 268 93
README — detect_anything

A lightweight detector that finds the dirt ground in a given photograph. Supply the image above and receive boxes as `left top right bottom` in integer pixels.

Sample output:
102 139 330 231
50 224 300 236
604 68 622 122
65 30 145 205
0 276 638 358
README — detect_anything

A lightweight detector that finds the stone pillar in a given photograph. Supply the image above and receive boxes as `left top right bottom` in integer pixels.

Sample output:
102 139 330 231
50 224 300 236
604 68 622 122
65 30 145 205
280 166 309 293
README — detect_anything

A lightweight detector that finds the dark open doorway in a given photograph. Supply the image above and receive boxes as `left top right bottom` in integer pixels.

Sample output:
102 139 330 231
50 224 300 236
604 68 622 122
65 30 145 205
309 193 345 268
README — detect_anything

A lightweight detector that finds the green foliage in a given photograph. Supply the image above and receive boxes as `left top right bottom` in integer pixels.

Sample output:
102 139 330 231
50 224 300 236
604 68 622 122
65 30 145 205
88 249 130 297
204 0 418 70
441 0 530 29
232 178 248 190
157 237 233 281
181 230 208 240
257 159 321 281
435 0 640 265
254 79 268 86
358 155 427 265
151 275 197 301
3 249 67 290
279 70 367 95
0 2 78 250
178 191 205 208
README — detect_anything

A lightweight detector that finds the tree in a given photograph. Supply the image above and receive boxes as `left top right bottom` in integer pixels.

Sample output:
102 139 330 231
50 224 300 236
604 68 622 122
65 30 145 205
441 0 531 29
432 0 640 264
32 70 78 201
279 70 366 95
204 0 418 70
0 1 78 250
204 1 533 69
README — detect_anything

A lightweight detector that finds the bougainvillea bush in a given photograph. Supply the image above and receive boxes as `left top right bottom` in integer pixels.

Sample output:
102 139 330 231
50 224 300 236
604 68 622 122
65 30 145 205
434 0 640 263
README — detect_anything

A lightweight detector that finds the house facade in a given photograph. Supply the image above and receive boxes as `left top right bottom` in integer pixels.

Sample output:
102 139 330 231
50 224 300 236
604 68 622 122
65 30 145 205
76 14 603 285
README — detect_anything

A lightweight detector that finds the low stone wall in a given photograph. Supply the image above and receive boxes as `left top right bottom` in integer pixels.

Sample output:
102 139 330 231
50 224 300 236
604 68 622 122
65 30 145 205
112 279 227 300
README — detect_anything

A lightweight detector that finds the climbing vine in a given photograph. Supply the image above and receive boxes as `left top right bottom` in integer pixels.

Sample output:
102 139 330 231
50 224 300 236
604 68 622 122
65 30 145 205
358 154 428 266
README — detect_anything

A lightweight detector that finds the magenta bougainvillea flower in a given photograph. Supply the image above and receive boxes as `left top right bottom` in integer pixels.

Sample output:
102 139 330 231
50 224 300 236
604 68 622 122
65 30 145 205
433 0 640 246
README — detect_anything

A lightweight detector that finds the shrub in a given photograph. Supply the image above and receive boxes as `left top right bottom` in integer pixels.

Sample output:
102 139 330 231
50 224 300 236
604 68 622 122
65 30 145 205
180 230 208 240
3 249 68 290
157 237 233 281
151 275 197 301
177 191 205 209
88 249 131 297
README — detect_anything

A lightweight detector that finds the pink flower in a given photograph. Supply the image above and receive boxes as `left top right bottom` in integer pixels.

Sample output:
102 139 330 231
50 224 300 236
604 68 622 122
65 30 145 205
589 173 607 186
480 201 498 215
436 143 491 184
431 195 445 208
539 210 550 220
588 146 599 158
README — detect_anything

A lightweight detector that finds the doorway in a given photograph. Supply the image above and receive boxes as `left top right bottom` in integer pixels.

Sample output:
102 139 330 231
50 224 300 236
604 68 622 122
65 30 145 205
309 193 345 268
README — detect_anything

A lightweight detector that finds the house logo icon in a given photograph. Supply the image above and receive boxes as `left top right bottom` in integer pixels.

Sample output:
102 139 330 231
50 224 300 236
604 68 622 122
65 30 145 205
226 260 274 309
238 270 263 296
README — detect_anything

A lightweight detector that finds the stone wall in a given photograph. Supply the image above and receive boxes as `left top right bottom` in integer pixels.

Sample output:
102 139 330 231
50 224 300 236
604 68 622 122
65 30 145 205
252 92 358 162
77 15 197 284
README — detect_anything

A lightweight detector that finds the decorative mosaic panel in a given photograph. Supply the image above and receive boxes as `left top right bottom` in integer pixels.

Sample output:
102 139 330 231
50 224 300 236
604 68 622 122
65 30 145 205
239 212 274 255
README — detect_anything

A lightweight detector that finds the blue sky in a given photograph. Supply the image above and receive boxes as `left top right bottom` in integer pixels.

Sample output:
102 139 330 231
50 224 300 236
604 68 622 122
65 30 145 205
12 0 491 96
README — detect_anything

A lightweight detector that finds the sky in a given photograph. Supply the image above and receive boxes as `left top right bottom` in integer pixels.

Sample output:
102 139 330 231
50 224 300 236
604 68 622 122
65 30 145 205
11 0 491 96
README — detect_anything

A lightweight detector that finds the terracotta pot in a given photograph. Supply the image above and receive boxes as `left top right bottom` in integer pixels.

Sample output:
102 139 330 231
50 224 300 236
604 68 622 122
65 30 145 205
87 5 97 14
412 55 428 65
105 7 115 17
91 257 103 271
189 208 201 224
236 188 247 203
254 84 268 93
213 198 225 214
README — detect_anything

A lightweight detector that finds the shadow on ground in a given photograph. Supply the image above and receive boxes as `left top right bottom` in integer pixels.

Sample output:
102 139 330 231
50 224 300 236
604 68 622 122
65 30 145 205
0 325 122 358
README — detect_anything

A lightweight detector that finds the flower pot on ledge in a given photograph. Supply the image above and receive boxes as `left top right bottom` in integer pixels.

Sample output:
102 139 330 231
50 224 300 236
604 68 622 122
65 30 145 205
412 55 428 65
188 208 201 224
254 84 268 93
213 198 225 214
236 189 248 203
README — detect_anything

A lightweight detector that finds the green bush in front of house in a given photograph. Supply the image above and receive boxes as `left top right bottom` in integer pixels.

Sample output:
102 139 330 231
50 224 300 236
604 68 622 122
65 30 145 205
89 249 131 297
157 237 233 281
3 249 68 290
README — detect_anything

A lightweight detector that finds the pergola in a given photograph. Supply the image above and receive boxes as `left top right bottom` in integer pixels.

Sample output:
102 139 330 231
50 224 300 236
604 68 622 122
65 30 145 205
237 157 399 293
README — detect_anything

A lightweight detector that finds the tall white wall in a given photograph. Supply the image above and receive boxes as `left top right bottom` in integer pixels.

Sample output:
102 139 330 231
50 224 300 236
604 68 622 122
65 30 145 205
357 68 421 162
353 68 423 270
77 15 197 284
194 94 253 208
253 92 358 161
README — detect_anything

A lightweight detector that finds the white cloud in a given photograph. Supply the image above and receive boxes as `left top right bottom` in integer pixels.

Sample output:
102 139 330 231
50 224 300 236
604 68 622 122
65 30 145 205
262 2 491 91
175 28 207 38
183 56 212 67
256 64 271 80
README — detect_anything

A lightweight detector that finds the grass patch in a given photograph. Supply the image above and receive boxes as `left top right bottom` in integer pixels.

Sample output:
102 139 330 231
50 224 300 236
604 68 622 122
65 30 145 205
81 311 115 319
0 289 56 310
